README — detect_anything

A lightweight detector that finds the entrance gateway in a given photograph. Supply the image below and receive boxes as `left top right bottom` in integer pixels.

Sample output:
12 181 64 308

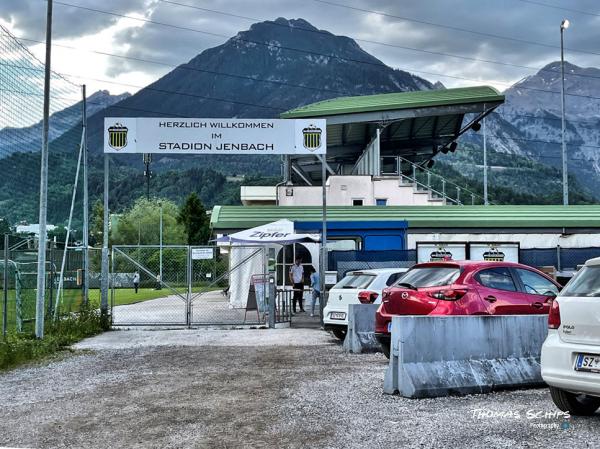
102 118 328 327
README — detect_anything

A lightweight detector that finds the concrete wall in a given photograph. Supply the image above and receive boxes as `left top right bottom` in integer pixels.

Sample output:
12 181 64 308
383 315 548 398
276 176 442 207
342 304 381 353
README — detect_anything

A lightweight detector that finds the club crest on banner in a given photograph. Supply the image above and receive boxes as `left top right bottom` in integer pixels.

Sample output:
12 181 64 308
108 123 128 150
302 124 323 151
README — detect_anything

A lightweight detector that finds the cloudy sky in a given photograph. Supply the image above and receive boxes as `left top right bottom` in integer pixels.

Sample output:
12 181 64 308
2 0 600 97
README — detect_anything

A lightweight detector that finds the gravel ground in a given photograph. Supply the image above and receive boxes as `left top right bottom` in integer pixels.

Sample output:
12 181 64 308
0 328 598 448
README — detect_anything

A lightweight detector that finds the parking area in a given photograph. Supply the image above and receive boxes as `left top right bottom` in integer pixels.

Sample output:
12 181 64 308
0 328 597 449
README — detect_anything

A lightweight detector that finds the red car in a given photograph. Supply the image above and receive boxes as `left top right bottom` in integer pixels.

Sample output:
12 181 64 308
375 260 562 358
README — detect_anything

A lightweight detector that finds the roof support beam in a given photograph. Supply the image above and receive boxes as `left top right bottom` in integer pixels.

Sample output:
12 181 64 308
291 163 314 186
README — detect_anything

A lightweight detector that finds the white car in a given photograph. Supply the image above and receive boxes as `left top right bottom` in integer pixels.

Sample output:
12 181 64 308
541 257 600 416
323 268 408 340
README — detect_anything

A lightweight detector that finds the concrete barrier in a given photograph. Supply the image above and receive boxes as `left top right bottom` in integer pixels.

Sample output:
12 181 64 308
342 304 381 354
383 315 548 398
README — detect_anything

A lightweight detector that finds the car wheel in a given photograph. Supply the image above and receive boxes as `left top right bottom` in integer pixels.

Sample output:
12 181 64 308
381 341 390 359
331 328 346 340
549 386 600 416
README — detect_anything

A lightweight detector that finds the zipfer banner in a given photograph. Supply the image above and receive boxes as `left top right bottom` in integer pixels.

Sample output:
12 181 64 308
104 117 326 155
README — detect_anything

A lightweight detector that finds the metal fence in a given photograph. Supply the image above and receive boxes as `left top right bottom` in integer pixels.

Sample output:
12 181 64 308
111 245 288 327
1 246 99 335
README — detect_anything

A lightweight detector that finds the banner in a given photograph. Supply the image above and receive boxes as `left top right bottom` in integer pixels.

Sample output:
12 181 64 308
104 117 326 155
469 243 519 263
417 243 467 263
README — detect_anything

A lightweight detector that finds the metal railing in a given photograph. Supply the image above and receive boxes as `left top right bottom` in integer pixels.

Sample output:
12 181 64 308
380 156 489 205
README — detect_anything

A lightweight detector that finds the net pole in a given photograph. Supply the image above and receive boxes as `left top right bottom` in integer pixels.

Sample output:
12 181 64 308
35 0 53 338
82 84 89 304
100 154 109 322
53 127 85 319
3 234 8 337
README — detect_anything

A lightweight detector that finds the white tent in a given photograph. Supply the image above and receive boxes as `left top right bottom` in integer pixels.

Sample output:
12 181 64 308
217 220 320 309
217 219 320 245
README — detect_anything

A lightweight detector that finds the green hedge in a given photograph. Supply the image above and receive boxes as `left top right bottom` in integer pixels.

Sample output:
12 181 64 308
0 307 104 370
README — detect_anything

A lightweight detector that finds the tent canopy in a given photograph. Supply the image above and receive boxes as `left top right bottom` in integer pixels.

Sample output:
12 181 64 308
216 219 320 245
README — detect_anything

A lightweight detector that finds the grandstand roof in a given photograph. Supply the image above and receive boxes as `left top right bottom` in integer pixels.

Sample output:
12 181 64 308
211 205 600 232
279 86 504 185
281 86 504 119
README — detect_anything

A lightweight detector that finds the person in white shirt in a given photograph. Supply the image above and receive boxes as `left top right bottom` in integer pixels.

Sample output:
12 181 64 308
289 257 305 313
133 271 140 294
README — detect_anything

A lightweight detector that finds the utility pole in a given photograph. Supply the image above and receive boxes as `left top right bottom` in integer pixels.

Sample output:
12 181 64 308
35 0 53 338
82 84 89 303
100 154 109 325
560 19 570 206
143 153 152 200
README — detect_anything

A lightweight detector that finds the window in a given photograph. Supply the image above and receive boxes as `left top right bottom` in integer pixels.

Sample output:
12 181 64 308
376 198 387 206
352 199 364 206
333 273 376 289
515 268 559 296
395 266 461 288
386 272 405 286
561 266 600 297
475 267 517 292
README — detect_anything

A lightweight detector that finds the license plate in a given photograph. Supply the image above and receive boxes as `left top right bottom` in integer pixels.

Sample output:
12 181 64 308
387 322 392 333
575 353 600 373
330 312 346 320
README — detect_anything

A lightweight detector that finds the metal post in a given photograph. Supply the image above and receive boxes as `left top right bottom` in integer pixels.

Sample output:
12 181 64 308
319 154 327 326
471 193 475 206
159 204 163 282
35 0 53 338
100 154 109 323
560 22 569 206
3 234 8 337
442 179 446 199
427 172 431 189
82 84 89 303
483 114 489 206
143 153 152 200
456 187 461 205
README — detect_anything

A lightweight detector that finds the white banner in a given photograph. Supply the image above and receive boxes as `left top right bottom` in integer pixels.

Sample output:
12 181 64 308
104 117 326 155
417 243 467 263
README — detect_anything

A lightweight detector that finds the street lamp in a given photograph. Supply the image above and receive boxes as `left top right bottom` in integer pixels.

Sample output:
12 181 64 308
560 19 570 206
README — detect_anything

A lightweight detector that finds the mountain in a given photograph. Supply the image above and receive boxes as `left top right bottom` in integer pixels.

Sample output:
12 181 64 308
85 17 434 171
0 90 129 158
2 18 598 226
461 61 600 196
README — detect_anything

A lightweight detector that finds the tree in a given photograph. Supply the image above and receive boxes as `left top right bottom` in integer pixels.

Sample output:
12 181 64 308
178 192 211 245
0 217 10 235
90 199 104 247
111 197 187 245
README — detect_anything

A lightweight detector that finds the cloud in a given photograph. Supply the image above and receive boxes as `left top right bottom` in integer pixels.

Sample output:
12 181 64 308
3 0 600 93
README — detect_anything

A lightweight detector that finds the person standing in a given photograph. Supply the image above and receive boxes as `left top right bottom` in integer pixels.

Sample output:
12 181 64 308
309 266 320 318
289 257 305 313
133 271 140 294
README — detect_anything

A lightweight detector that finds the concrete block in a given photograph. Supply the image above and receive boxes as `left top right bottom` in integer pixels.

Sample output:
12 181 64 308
384 315 548 398
343 304 381 354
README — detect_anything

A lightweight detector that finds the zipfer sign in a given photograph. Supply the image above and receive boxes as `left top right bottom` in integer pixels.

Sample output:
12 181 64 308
104 117 326 155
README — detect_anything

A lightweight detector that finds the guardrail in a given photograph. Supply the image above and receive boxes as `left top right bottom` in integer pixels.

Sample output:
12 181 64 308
380 155 489 205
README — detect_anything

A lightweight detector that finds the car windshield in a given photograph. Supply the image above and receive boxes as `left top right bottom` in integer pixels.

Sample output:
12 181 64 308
561 266 600 297
394 266 461 288
333 273 376 289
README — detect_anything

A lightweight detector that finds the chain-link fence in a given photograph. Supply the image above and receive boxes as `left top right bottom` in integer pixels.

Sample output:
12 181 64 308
1 246 97 334
111 245 273 326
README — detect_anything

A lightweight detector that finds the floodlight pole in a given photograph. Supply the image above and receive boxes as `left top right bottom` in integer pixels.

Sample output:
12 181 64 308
35 0 53 338
560 20 569 206
483 113 488 206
